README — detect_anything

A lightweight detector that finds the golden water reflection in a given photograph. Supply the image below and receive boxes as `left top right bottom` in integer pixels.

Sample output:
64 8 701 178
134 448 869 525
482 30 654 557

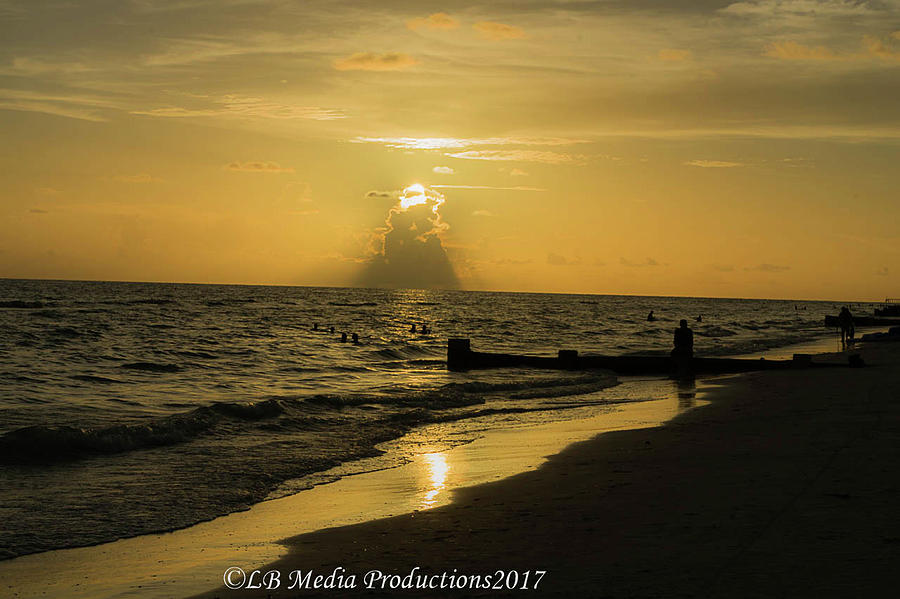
420 452 449 509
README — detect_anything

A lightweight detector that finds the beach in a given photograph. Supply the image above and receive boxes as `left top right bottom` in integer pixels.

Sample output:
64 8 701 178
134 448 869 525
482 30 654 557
194 340 900 598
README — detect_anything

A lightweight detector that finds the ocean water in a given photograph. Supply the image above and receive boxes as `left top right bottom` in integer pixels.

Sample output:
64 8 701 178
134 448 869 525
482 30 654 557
0 279 869 560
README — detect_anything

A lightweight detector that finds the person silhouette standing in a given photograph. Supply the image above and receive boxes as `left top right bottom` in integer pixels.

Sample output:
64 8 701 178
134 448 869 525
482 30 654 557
838 307 854 346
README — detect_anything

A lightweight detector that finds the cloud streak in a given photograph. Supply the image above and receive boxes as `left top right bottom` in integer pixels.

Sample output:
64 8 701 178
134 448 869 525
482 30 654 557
112 173 162 183
407 13 459 31
333 52 419 71
474 21 526 41
133 95 344 121
684 160 744 168
765 40 837 60
430 184 547 191
446 150 584 164
225 161 295 173
352 137 587 150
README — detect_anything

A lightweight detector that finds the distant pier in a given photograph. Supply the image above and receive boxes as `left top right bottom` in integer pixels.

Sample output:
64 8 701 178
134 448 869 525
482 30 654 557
446 338 860 375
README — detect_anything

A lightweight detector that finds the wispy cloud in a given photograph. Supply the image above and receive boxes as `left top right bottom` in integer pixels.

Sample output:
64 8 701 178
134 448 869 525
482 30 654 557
351 136 586 150
765 41 837 60
721 1 877 18
765 34 900 62
432 166 455 175
472 210 493 217
0 89 120 122
133 95 344 121
474 21 526 41
112 173 161 183
225 161 294 173
407 13 459 31
863 34 900 62
445 150 584 164
684 160 744 168
333 52 419 71
430 184 547 191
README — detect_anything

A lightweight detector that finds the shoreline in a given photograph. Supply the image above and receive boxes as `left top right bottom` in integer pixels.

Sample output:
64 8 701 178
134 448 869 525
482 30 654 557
193 339 900 598
0 377 700 599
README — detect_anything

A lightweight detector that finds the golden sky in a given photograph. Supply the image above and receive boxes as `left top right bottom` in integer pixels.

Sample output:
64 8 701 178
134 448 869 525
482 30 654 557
1 0 898 300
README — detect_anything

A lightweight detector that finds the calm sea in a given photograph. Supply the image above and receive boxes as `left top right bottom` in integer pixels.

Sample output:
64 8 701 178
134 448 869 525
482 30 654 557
0 279 868 559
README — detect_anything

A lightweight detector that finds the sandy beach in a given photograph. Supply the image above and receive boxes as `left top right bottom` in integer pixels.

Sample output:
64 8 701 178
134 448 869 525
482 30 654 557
194 340 900 598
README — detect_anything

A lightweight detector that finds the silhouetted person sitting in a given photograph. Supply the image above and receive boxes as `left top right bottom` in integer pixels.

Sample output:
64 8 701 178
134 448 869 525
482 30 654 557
647 310 656 322
420 323 430 334
672 320 694 358
312 323 319 331
340 332 347 343
838 307 854 346
351 333 359 345
410 324 417 333
696 315 702 322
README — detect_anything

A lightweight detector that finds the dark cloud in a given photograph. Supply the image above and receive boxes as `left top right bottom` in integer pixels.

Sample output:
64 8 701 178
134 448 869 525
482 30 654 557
356 185 459 289
620 256 660 267
744 263 790 272
547 252 581 266
225 161 294 173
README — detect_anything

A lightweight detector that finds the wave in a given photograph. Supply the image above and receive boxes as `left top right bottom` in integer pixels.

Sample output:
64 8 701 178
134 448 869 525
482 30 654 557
369 346 441 361
174 350 219 360
0 399 285 464
127 298 177 305
121 362 182 373
0 371 618 466
694 325 738 338
71 375 125 384
205 298 256 306
0 300 45 309
328 301 378 307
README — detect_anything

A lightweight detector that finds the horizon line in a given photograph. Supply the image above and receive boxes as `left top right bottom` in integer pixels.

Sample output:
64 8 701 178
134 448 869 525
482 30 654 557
0 276 886 305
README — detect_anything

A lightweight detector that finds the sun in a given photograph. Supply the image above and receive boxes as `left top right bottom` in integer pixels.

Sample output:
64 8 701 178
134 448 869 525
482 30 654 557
399 183 428 210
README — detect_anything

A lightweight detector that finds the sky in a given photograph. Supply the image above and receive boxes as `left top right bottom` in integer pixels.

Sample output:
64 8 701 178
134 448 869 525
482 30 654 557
1 0 898 300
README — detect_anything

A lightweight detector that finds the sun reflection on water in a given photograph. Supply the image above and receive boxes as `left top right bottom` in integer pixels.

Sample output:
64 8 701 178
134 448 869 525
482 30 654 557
420 452 449 509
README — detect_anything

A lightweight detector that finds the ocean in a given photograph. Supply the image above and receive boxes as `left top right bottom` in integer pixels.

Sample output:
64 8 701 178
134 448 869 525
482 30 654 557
0 279 868 560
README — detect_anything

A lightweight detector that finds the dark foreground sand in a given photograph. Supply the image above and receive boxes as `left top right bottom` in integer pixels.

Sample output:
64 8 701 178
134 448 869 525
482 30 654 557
196 342 900 598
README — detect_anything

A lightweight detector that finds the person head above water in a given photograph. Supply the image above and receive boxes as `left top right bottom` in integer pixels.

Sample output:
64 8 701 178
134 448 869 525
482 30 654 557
680 319 688 328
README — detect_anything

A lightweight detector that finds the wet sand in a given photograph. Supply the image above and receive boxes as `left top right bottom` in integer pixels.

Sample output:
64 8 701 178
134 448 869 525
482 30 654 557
195 341 900 598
